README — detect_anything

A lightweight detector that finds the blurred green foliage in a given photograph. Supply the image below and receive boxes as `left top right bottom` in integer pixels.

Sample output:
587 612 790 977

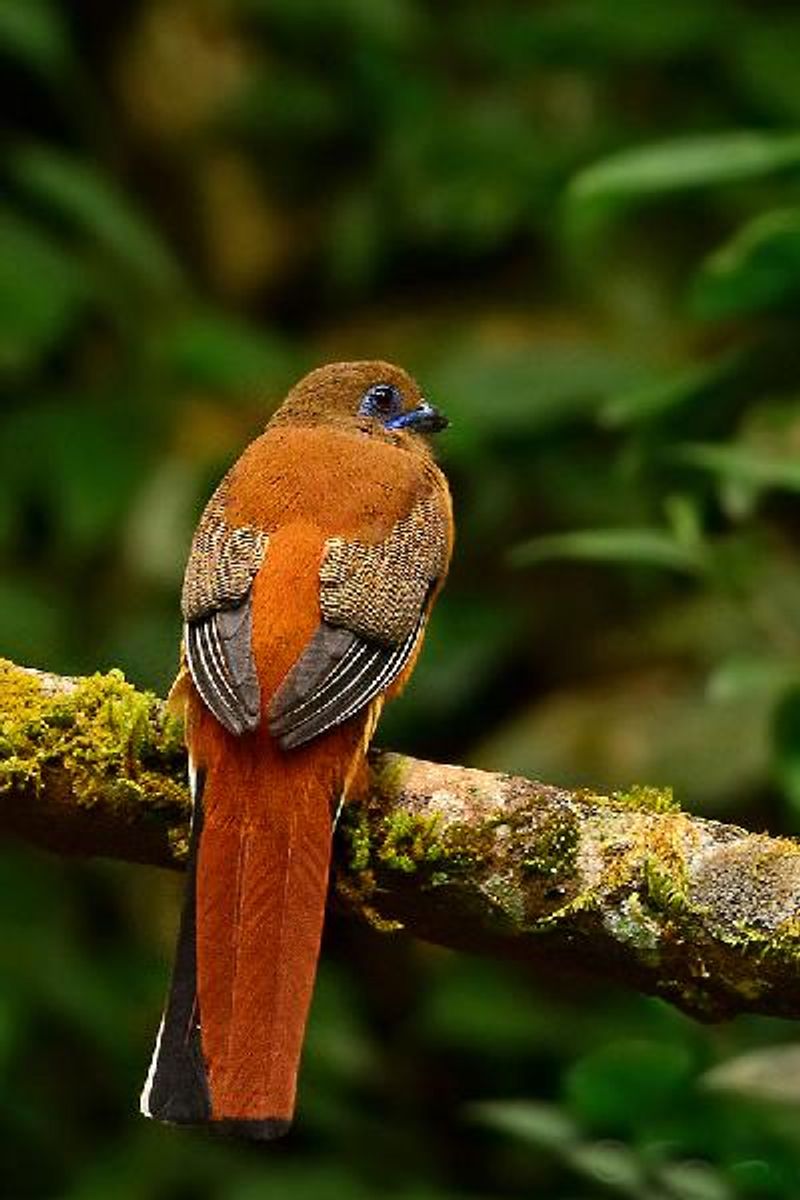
2 1 800 1196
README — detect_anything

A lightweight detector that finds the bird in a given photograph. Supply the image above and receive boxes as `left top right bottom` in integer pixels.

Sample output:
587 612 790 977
139 360 453 1138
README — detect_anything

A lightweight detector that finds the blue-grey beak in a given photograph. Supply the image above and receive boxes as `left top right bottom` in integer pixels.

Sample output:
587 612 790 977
388 399 449 433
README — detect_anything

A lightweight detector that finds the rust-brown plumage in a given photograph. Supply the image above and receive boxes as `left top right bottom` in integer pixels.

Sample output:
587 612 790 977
141 361 453 1137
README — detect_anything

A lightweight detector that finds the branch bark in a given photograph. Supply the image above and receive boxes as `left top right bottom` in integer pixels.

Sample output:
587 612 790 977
2 656 800 1022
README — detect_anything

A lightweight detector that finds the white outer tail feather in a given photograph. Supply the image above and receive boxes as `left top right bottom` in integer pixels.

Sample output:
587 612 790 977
139 754 199 1120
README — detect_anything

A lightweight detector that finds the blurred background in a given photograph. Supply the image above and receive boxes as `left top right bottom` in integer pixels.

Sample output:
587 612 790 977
2 0 800 1196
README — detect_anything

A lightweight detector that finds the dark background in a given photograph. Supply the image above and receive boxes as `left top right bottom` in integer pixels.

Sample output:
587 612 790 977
3 1 800 1196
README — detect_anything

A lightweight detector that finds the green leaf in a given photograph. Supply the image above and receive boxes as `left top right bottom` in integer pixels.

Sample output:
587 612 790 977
0 209 89 373
509 527 706 574
568 131 800 209
707 655 800 704
468 1099 578 1149
672 443 800 494
472 1102 651 1197
566 1141 647 1197
7 146 181 292
703 1045 800 1105
0 0 72 79
690 208 800 318
427 341 645 450
600 353 740 427
656 1160 732 1200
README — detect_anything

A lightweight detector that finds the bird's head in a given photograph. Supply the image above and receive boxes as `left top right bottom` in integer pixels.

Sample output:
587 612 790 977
272 361 449 440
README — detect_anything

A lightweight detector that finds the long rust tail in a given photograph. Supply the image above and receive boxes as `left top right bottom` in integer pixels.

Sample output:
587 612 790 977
141 744 335 1138
197 746 334 1131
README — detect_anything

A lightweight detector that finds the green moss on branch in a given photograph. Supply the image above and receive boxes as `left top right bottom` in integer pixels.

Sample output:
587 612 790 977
0 659 189 865
3 658 800 1023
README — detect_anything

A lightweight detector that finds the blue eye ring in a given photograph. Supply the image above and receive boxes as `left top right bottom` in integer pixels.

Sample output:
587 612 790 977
359 382 403 421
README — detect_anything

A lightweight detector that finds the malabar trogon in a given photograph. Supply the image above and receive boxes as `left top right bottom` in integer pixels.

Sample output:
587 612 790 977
140 361 453 1137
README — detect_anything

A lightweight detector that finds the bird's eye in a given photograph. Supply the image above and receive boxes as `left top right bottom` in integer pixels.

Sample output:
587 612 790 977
359 383 402 421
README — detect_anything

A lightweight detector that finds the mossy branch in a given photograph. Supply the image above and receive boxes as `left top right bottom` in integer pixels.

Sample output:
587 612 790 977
3 657 800 1022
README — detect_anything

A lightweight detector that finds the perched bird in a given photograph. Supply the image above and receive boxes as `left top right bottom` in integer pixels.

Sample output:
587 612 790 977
140 361 453 1138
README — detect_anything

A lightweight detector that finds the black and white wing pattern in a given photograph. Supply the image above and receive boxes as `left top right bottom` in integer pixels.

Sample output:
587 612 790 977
181 476 268 736
269 487 451 750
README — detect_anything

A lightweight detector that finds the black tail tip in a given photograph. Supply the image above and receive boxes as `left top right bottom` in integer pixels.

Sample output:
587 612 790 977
211 1117 292 1141
142 1107 292 1142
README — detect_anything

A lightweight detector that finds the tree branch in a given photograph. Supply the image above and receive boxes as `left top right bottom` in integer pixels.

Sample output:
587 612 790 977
2 656 800 1022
